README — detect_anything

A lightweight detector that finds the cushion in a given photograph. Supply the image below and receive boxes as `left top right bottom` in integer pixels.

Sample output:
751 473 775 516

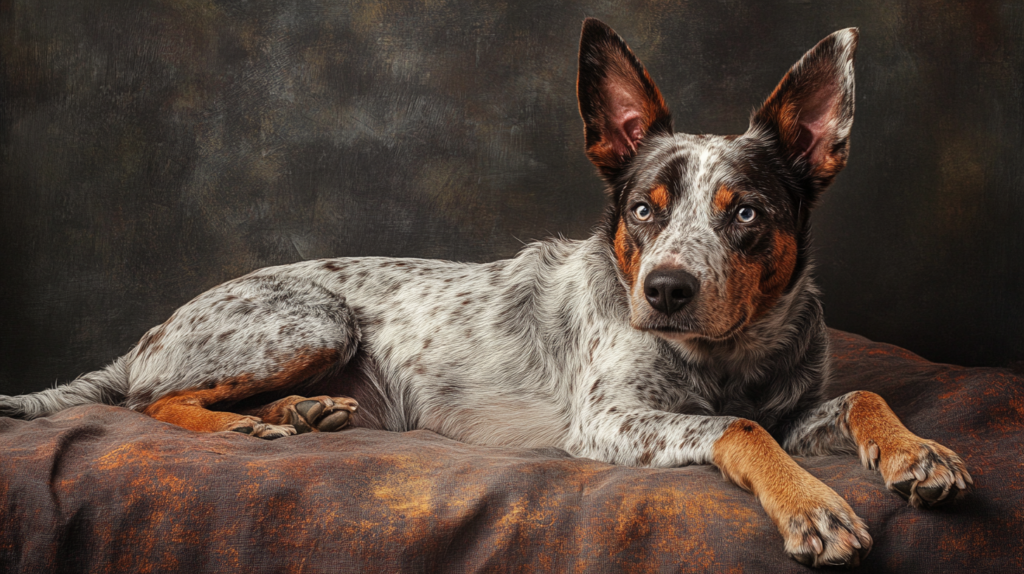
0 329 1020 572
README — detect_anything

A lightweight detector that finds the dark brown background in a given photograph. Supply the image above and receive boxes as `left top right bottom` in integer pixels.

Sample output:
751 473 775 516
1 0 1022 395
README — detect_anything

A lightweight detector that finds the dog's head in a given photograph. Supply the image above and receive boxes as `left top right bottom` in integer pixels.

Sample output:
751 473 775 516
578 18 857 346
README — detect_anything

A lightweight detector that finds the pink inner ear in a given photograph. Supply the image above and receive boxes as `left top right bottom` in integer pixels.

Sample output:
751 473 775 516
795 81 840 167
602 77 648 156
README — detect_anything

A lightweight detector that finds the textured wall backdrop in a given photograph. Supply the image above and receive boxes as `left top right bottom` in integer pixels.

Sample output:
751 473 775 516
1 0 1022 395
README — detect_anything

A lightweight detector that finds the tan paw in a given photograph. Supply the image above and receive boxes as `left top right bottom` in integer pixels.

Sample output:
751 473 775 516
860 436 972 508
774 491 873 568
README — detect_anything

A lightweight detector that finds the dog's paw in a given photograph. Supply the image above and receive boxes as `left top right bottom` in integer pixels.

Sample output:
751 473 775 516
860 436 972 508
286 396 358 433
776 492 873 568
225 416 297 440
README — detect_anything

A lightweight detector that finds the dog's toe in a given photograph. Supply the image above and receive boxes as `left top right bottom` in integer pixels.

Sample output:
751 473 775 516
317 410 351 432
252 423 297 440
295 399 325 423
286 396 357 433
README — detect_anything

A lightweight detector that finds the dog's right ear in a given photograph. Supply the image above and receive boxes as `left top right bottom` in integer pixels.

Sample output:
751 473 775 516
577 18 672 181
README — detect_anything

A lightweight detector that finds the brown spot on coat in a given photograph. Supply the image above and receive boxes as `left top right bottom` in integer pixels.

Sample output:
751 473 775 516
136 327 166 355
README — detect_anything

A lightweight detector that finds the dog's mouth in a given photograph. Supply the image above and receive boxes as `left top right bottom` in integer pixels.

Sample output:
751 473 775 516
636 312 749 342
634 318 700 338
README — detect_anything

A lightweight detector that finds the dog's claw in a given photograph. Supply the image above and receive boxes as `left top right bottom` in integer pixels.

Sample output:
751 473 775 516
793 552 815 566
253 423 297 439
892 479 914 500
808 534 823 555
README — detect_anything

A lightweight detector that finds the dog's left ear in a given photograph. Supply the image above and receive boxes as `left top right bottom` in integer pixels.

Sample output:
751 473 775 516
577 18 672 182
748 28 858 197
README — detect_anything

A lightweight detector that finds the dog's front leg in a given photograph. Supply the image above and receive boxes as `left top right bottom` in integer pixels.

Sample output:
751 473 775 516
571 408 872 567
782 391 972 508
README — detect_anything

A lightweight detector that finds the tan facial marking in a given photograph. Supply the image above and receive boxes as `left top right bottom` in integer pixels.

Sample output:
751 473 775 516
714 185 735 212
724 253 761 330
614 219 641 287
649 184 669 210
723 231 799 327
757 231 798 306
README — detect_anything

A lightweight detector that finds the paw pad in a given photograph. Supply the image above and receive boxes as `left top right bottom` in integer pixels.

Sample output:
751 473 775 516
287 396 358 434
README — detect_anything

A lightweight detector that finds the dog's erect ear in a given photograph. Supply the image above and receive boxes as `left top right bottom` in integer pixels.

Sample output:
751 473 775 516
749 28 858 196
577 18 672 181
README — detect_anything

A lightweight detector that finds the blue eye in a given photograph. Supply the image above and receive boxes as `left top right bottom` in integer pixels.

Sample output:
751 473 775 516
633 203 653 221
736 206 757 223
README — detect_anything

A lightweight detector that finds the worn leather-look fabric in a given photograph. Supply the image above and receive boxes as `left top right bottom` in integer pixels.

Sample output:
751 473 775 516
0 330 1020 573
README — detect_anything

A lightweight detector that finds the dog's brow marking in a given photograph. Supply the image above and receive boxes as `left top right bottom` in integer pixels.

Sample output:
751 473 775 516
614 220 640 288
649 184 669 210
714 185 735 212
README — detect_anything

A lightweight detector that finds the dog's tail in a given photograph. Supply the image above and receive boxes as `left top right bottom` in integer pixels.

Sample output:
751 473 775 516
0 356 130 419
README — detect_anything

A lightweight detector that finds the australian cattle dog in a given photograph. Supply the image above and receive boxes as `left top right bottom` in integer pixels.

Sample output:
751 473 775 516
1 18 971 567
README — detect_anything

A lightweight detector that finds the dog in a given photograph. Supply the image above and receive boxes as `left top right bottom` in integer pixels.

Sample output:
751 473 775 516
0 18 971 567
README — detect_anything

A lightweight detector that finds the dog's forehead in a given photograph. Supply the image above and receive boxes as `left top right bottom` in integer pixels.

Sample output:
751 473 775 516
634 134 748 200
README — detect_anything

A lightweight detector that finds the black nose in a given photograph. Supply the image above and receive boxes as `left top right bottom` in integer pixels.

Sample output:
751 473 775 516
644 269 700 315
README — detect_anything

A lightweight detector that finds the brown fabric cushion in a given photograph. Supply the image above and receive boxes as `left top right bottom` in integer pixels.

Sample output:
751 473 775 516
1 329 1020 573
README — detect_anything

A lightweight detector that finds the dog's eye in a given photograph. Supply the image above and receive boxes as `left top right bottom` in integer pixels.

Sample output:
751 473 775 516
736 206 757 224
633 203 653 221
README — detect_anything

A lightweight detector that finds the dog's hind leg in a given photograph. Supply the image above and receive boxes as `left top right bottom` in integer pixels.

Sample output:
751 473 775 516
125 273 361 438
141 347 349 438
